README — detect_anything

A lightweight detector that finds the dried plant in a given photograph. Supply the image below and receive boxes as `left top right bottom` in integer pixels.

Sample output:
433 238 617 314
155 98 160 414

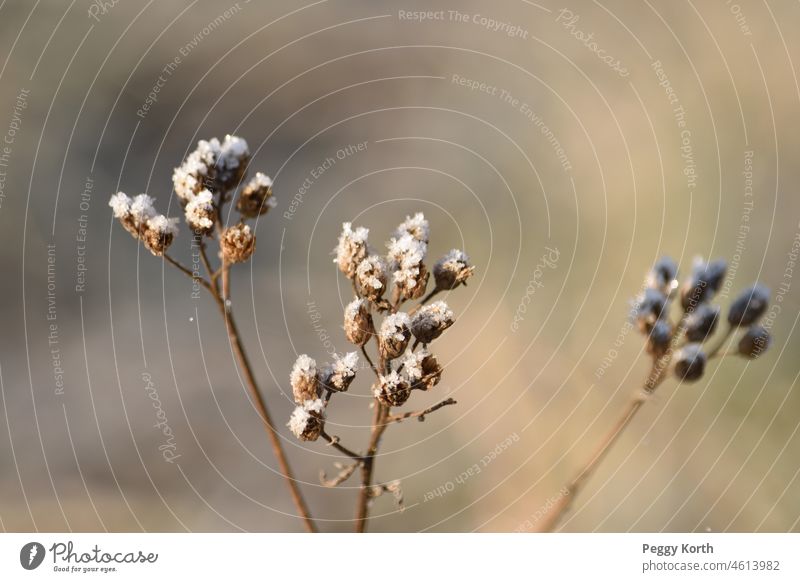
109 135 317 531
538 256 772 531
288 213 475 532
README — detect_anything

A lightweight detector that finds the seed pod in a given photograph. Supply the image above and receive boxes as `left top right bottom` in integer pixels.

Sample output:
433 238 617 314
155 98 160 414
674 344 706 382
320 352 359 392
680 258 727 309
335 222 370 279
379 313 411 360
344 298 374 346
738 326 771 359
410 301 455 344
287 399 325 441
433 249 476 290
142 215 179 257
220 223 256 264
184 189 216 235
373 372 411 407
216 134 250 191
685 303 720 343
646 256 678 294
237 172 275 218
402 349 443 391
356 255 388 301
290 355 319 404
727 283 770 327
634 288 668 333
388 233 428 300
647 319 672 356
393 212 429 244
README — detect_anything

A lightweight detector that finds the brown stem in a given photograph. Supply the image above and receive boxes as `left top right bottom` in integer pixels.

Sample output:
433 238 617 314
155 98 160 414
355 401 389 532
387 398 457 423
164 254 213 293
320 430 364 461
213 261 317 531
361 345 379 377
538 310 692 532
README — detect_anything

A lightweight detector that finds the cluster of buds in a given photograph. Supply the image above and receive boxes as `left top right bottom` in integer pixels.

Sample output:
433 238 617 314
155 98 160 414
634 256 772 384
110 134 276 263
288 211 474 442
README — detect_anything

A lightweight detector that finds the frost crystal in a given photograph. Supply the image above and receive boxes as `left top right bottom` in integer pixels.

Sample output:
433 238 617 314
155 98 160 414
393 212 429 244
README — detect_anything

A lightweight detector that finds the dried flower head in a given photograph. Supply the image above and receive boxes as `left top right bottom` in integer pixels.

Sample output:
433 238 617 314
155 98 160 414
356 255 388 301
393 212 430 244
646 319 672 356
402 349 442 391
142 215 179 256
646 256 678 294
434 249 475 290
373 372 411 407
237 172 275 218
216 134 250 191
221 223 256 264
287 398 325 441
335 222 370 279
320 352 359 392
388 233 429 300
685 303 720 343
184 189 216 235
674 343 706 382
379 312 411 360
680 258 727 309
728 283 770 327
409 301 455 344
109 192 178 256
738 325 771 359
344 298 375 346
290 355 319 404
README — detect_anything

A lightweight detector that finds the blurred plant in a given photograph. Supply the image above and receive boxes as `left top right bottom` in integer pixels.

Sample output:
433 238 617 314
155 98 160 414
109 136 317 531
538 256 772 531
288 212 474 532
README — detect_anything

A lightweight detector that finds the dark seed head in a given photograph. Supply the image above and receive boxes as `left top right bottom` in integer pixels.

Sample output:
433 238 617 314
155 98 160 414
647 319 673 356
634 288 668 333
680 259 727 309
674 344 707 382
647 256 678 294
738 326 771 359
685 303 720 343
728 283 770 327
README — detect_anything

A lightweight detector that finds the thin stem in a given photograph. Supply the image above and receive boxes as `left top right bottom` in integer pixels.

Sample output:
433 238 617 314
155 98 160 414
361 345 379 377
355 401 389 532
198 240 219 292
538 311 691 532
320 430 364 461
164 254 213 293
706 326 734 359
215 261 317 532
387 398 457 423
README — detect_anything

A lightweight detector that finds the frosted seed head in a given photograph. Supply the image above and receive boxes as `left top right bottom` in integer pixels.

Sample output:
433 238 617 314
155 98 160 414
221 223 256 264
335 222 370 279
356 255 388 301
344 298 374 346
738 325 771 359
372 371 411 407
409 301 455 344
379 312 411 360
290 355 319 404
287 398 325 441
237 172 275 218
674 344 706 382
434 249 475 290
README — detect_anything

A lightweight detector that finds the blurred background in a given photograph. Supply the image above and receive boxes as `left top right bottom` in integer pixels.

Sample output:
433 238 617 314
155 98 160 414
0 0 799 532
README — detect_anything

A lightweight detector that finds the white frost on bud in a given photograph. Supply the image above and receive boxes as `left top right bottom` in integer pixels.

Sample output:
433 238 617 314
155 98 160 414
393 212 429 244
334 222 370 278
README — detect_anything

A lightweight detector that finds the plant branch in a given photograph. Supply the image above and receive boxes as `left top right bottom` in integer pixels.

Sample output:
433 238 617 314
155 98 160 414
164 254 213 293
355 401 389 532
321 430 364 461
361 345 379 377
387 398 457 423
215 260 317 532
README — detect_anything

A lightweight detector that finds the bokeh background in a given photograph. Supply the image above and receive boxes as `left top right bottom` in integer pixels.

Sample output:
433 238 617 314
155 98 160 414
1 0 799 532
